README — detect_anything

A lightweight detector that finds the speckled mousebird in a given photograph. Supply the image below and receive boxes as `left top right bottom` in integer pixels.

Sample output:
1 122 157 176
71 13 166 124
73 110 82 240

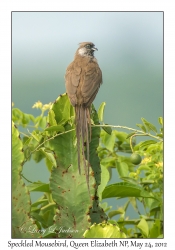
65 42 102 193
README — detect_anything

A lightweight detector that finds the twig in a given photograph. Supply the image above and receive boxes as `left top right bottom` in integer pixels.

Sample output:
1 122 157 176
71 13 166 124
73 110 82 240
21 174 33 183
92 124 163 142
31 128 75 153
130 134 136 153
23 128 75 164
19 131 30 138
23 123 162 166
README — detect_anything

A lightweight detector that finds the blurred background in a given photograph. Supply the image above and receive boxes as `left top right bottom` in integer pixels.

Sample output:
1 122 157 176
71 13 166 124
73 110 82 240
12 12 163 220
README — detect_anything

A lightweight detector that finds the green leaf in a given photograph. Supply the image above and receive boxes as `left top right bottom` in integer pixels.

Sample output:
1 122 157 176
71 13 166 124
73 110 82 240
40 202 56 212
29 114 35 123
120 177 139 185
158 117 163 126
119 143 132 153
102 182 155 199
27 182 50 192
47 95 107 238
97 165 110 200
150 200 161 211
22 113 30 125
33 148 45 163
102 125 112 135
41 227 57 238
134 140 157 151
23 136 33 146
108 208 124 219
12 109 35 127
114 130 129 143
99 202 112 212
31 199 48 208
48 110 57 126
148 123 157 133
102 130 116 152
48 98 107 237
100 157 116 167
116 162 129 177
83 222 126 238
45 125 65 133
51 93 74 124
30 211 49 228
123 200 130 212
58 118 68 126
126 132 136 139
157 234 163 238
138 165 151 171
141 118 157 133
140 180 155 184
129 197 140 214
141 118 150 132
39 148 57 168
38 116 47 129
12 122 40 238
137 218 149 237
45 157 53 172
31 131 41 142
12 123 23 177
136 123 147 133
156 133 163 138
12 108 23 122
50 163 96 237
98 102 106 122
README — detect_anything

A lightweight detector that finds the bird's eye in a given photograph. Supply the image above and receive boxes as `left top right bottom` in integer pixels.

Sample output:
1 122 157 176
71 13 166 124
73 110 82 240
85 44 91 49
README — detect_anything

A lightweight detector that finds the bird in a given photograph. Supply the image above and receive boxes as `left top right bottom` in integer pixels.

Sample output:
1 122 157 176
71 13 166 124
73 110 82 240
65 42 102 194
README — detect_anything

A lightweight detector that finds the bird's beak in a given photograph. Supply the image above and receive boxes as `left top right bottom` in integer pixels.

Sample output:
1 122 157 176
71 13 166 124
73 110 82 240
92 47 98 51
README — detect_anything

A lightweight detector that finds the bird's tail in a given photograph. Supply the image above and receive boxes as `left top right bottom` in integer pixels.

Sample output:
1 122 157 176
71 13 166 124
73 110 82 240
75 105 91 193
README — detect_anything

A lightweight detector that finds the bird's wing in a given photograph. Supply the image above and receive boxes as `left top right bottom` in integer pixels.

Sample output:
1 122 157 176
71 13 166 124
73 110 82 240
81 61 102 107
65 62 82 106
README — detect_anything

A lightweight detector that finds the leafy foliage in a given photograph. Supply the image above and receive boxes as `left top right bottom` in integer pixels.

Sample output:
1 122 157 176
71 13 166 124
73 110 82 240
12 95 163 238
47 94 106 238
83 222 126 238
12 122 40 238
97 114 163 238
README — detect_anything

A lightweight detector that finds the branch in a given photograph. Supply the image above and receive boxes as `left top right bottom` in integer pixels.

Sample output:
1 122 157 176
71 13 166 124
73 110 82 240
20 174 33 183
22 123 162 166
92 124 163 142
23 128 75 165
19 131 30 138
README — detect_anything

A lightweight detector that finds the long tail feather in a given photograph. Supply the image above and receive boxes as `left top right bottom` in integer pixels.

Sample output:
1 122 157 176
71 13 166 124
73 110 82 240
85 108 90 191
75 106 81 175
75 105 91 195
87 108 91 142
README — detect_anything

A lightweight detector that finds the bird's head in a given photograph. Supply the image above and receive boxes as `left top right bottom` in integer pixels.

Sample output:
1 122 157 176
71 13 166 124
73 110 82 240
77 42 98 57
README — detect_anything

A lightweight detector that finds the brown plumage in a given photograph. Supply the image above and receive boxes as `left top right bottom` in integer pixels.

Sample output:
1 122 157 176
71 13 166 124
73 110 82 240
65 42 102 193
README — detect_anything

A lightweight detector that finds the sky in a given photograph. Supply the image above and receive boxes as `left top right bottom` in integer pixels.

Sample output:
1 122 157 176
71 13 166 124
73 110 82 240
12 11 163 127
12 11 163 219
